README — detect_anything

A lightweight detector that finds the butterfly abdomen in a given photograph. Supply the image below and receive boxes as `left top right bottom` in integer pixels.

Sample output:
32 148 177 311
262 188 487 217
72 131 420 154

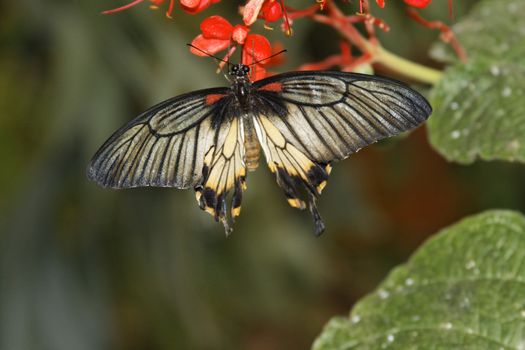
242 116 260 171
245 140 260 171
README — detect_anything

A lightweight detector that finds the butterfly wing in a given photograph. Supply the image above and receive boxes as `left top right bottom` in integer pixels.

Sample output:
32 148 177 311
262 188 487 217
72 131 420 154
194 114 247 233
251 71 432 235
88 87 247 233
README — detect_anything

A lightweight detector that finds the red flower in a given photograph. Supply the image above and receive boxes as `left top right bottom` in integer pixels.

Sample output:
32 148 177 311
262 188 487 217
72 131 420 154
260 0 283 23
243 0 266 26
242 34 271 81
190 16 250 56
375 0 385 8
243 0 291 35
403 0 432 8
180 0 221 14
190 20 272 81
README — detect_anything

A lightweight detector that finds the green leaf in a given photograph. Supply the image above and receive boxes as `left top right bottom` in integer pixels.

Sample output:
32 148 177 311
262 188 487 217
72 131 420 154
430 0 525 64
313 210 525 349
427 0 525 163
428 58 525 163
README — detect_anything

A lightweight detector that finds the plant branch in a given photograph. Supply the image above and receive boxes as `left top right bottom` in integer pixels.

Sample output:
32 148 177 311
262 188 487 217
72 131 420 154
309 0 443 85
374 48 442 84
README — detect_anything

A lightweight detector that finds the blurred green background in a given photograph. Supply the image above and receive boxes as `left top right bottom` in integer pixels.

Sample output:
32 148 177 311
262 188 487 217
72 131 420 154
2 0 523 349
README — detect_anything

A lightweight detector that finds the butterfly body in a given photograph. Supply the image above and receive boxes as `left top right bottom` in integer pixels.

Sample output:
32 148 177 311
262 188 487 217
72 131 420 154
88 64 432 236
242 115 261 171
231 77 251 108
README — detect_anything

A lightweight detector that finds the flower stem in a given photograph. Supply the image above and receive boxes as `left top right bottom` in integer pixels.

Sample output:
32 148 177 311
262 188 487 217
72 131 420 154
374 47 443 85
313 1 443 85
101 0 145 14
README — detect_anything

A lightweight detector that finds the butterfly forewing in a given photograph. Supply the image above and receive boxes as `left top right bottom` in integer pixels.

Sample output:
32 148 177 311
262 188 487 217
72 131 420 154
88 87 230 189
252 72 431 163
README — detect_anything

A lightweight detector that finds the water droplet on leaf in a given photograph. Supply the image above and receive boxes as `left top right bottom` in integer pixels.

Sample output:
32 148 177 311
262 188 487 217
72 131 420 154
465 260 476 270
502 86 512 97
441 322 453 330
378 289 390 299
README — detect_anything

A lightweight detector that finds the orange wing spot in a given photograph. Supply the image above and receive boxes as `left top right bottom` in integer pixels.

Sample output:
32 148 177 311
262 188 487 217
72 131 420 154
259 82 283 92
205 94 227 105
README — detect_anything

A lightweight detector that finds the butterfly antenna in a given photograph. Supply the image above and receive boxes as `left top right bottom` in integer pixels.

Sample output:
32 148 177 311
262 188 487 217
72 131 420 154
251 39 256 80
226 41 232 69
223 41 232 80
248 49 287 66
187 43 228 63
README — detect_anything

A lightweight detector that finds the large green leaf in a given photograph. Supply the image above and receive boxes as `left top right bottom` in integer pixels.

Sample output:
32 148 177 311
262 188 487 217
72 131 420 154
428 58 525 163
313 210 525 349
427 0 525 164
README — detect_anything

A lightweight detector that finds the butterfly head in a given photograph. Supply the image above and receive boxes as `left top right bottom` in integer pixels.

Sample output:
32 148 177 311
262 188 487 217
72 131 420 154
230 64 250 77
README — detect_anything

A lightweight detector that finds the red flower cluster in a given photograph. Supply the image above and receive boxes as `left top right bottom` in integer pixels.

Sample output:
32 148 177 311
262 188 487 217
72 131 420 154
187 0 290 81
103 0 460 82
189 15 272 81
103 0 288 81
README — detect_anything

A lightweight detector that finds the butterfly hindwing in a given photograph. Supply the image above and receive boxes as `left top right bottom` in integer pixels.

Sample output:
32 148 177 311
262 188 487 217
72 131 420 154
253 114 331 235
195 116 247 233
251 71 432 234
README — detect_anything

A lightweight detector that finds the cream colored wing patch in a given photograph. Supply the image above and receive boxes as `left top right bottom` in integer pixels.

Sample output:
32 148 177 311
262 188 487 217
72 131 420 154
195 117 247 234
253 115 331 236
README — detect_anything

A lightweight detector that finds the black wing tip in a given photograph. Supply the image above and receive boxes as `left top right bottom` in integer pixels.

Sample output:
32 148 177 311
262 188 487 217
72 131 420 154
314 219 326 236
86 163 114 189
412 90 433 124
372 75 433 121
86 161 125 189
86 163 98 182
334 70 434 122
384 78 432 124
86 168 140 189
345 71 434 120
86 163 192 190
422 97 433 118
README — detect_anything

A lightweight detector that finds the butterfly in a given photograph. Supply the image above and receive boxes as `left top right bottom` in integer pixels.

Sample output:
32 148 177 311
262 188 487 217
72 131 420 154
87 62 432 236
